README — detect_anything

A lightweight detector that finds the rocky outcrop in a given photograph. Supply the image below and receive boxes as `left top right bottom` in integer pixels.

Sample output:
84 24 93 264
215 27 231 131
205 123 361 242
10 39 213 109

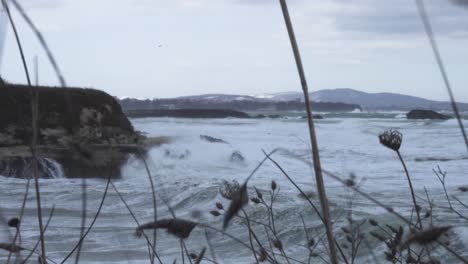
0 82 151 179
126 109 249 119
406 109 451 120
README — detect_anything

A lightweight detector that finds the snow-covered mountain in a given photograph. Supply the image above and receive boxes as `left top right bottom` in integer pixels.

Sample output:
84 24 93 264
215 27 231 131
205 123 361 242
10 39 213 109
252 88 468 111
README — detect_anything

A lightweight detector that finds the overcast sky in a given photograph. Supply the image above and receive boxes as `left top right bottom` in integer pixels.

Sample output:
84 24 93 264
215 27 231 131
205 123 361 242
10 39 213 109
1 0 468 101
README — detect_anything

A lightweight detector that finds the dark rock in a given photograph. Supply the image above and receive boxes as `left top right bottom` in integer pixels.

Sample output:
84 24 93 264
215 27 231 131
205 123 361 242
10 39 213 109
253 114 266 119
126 109 249 119
406 109 451 120
229 151 245 163
200 135 228 144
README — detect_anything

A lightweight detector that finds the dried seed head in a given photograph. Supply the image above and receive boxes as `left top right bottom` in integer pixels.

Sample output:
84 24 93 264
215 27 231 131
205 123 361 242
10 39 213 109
271 180 277 191
8 218 20 229
346 235 353 243
189 253 197 259
219 180 241 200
215 202 224 210
379 129 402 151
255 187 263 200
458 186 468 192
251 197 261 204
424 210 432 218
223 183 248 229
210 210 221 217
368 218 379 226
345 178 355 187
272 239 283 250
405 226 452 246
136 219 198 239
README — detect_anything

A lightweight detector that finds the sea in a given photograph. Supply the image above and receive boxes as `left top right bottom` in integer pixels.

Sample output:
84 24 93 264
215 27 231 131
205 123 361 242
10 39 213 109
1 111 467 263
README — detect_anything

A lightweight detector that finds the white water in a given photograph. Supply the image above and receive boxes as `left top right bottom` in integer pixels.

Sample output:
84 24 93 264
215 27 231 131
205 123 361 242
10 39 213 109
1 116 467 263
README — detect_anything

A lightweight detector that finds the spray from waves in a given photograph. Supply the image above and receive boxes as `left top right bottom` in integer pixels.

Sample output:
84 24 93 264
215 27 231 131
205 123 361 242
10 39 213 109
0 157 64 179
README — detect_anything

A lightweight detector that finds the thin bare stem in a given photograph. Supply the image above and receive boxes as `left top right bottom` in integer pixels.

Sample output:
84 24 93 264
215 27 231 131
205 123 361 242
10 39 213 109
414 0 468 151
6 177 30 264
1 1 46 262
138 149 159 263
75 179 87 264
21 205 56 264
9 0 66 87
396 151 422 228
60 161 113 264
110 181 163 264
277 1 337 263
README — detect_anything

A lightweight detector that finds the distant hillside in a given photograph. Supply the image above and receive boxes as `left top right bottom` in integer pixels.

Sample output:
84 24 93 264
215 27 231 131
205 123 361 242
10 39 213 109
254 88 468 111
119 95 361 113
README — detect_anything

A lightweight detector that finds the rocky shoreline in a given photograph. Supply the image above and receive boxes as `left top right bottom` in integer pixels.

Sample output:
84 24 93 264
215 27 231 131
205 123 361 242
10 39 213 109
0 81 162 179
126 109 250 119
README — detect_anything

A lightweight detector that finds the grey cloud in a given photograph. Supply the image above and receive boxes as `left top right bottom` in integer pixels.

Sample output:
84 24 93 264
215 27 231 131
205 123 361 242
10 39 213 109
329 0 468 38
451 0 468 7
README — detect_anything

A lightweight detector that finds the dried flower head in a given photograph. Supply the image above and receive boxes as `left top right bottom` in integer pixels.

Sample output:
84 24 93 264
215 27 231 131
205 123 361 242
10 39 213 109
255 187 263 200
368 218 379 226
219 180 241 200
271 180 277 191
272 239 283 250
210 210 221 217
405 226 452 246
251 197 261 204
215 202 224 210
8 218 20 228
135 219 198 239
223 183 248 229
379 129 402 151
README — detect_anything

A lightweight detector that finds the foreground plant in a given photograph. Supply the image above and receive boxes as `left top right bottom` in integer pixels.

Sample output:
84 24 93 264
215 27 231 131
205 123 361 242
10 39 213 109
379 129 422 228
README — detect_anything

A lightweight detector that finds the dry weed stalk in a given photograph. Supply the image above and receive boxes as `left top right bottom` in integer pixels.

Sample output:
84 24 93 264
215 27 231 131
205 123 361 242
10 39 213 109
278 1 338 262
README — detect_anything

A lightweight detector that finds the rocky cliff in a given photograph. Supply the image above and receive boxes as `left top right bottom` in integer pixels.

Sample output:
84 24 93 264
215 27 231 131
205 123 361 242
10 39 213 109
0 81 142 179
